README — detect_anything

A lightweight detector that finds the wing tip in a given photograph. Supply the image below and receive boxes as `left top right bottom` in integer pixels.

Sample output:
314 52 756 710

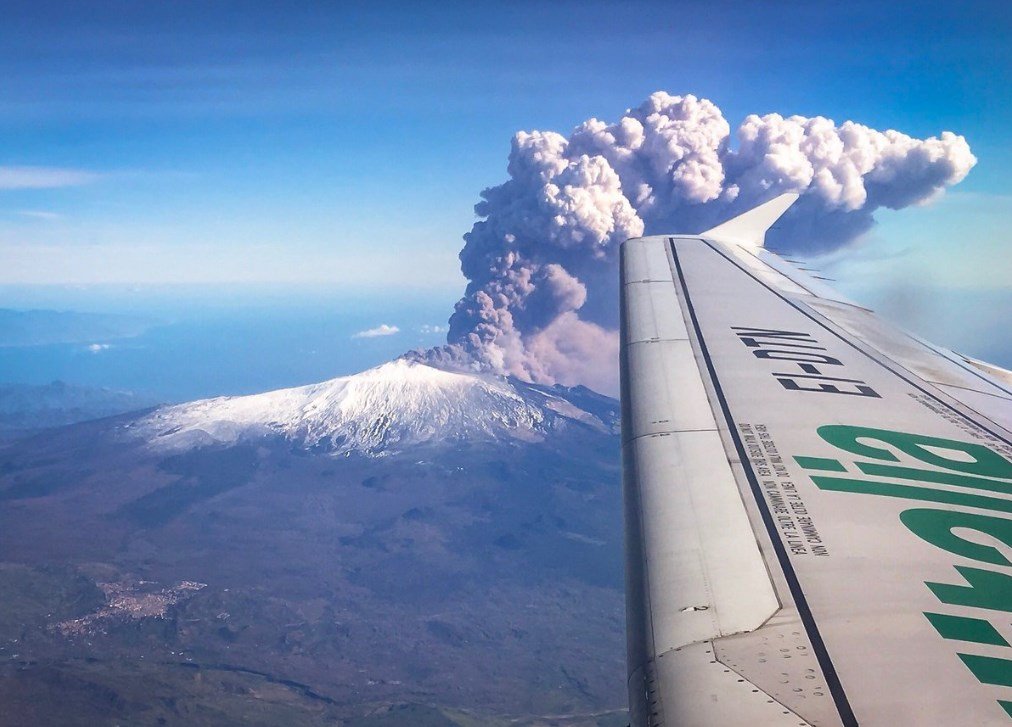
702 192 800 248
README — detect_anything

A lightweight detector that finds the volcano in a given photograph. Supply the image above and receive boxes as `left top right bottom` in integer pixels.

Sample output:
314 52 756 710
129 359 617 455
0 360 626 726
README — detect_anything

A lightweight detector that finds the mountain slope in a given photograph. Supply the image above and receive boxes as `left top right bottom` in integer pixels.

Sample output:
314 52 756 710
128 359 618 455
0 381 155 436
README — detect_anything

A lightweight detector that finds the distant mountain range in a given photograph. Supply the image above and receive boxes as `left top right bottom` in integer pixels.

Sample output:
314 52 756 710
0 361 626 726
0 308 156 347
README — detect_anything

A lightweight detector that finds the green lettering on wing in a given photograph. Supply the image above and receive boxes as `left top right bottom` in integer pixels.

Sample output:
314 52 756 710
924 612 1010 646
816 425 1012 479
795 425 1012 717
901 509 1012 567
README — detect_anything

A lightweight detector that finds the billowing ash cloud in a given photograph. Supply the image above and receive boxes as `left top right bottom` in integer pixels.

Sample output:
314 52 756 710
419 92 976 393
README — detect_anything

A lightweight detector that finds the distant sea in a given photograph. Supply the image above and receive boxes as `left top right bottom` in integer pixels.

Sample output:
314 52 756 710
0 285 459 404
0 282 1008 406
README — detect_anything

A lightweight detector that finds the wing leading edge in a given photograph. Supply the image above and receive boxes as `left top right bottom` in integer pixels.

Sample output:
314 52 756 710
620 195 1012 726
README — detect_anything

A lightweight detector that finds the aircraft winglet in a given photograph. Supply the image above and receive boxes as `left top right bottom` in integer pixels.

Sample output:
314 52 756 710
701 192 799 248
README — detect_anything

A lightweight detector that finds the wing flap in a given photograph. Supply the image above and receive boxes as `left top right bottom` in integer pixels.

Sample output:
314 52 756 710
654 641 810 727
621 237 783 725
622 276 689 344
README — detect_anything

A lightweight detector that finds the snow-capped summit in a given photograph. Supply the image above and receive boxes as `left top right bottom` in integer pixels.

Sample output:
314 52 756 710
129 359 616 456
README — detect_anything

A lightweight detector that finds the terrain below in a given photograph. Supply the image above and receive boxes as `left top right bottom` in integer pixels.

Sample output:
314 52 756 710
0 366 627 726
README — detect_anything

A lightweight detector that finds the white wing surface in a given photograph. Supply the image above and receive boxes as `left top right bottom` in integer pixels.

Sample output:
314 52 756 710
620 194 1012 726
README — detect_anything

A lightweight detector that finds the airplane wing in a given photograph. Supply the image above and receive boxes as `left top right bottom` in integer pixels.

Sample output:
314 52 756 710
619 194 1012 726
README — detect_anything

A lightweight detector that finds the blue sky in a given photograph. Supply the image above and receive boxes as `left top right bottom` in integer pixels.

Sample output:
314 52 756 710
0 0 1008 296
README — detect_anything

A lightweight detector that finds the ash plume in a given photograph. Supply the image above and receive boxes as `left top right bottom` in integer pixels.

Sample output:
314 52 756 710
418 92 975 393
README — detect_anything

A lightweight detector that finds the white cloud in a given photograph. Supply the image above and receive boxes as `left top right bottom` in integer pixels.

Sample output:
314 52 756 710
87 343 112 353
0 166 101 190
352 324 400 339
419 324 448 334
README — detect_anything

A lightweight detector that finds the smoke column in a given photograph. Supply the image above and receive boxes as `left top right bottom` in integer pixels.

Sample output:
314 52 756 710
419 92 975 393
